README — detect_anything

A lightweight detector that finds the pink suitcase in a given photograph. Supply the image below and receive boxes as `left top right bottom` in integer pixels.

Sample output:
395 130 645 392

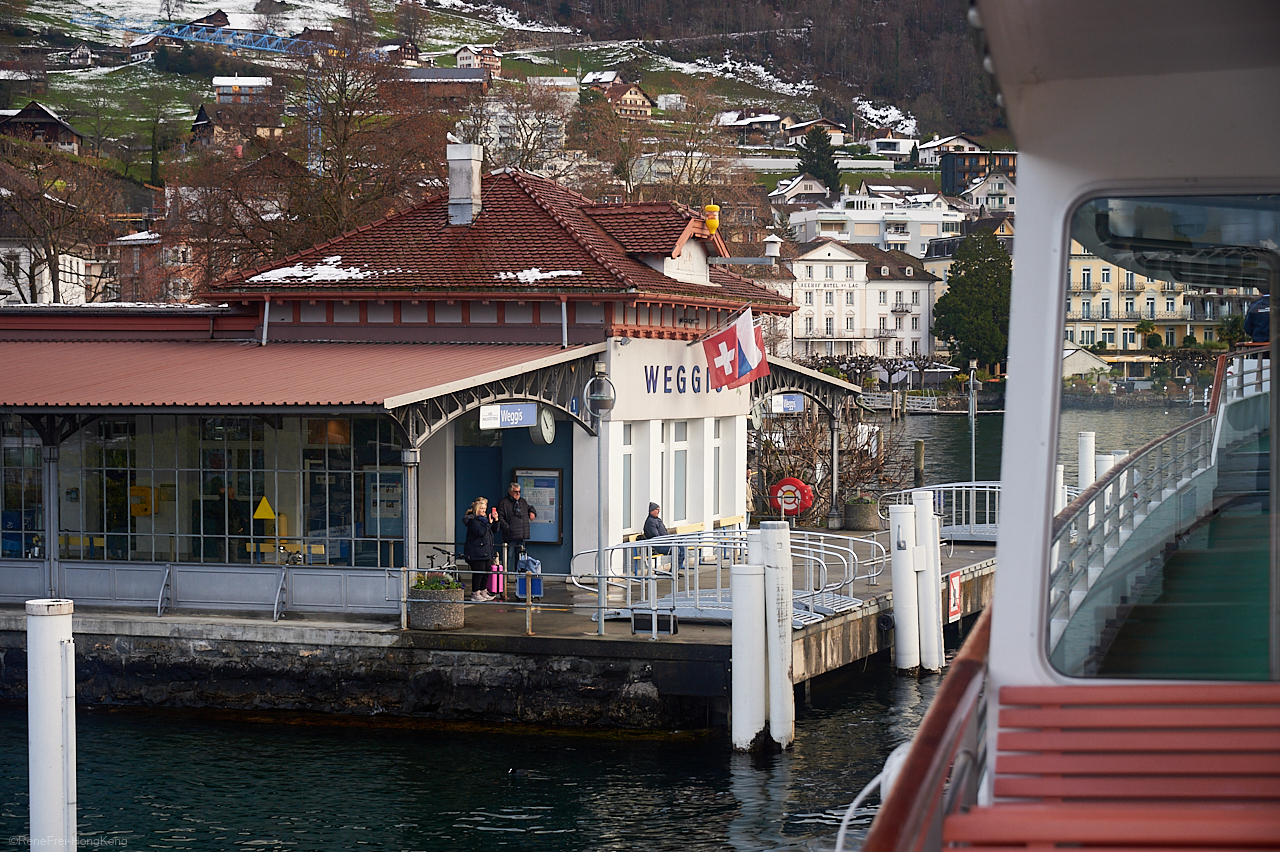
487 563 505 596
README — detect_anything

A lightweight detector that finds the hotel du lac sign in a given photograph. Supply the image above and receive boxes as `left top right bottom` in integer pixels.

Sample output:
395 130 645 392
604 338 752 422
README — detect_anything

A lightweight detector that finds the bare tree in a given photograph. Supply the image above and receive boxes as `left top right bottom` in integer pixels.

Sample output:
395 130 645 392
0 143 118 303
395 1 431 44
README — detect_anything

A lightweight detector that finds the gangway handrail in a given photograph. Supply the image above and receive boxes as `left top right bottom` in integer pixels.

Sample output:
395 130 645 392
860 606 990 852
569 528 885 632
1045 347 1265 662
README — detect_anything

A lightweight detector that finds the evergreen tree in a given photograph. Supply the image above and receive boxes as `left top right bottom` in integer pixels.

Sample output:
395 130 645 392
931 231 1012 369
796 127 841 195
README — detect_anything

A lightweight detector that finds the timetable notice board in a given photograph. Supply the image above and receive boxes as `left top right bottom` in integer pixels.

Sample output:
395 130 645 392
515 468 561 544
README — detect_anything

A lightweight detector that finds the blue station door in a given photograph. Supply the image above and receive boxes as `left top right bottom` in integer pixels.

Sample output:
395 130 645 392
453 446 504 552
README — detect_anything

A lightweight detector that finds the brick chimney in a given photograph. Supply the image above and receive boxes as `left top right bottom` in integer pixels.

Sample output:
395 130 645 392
447 143 483 225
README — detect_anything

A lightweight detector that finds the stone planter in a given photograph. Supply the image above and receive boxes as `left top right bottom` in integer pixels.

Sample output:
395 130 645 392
844 502 883 531
408 587 465 630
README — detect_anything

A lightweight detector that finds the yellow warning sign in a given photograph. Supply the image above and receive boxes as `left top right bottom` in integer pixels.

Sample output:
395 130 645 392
253 497 276 520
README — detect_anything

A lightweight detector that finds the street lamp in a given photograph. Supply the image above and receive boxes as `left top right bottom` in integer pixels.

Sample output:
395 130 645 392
968 359 978 483
584 361 616 636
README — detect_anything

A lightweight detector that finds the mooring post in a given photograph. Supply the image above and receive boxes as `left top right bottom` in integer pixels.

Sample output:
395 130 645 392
914 439 925 488
760 521 794 749
28 598 76 850
730 530 766 751
888 504 920 670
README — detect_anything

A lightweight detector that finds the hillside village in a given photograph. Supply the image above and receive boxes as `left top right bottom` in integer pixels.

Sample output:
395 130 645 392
0 1 1255 388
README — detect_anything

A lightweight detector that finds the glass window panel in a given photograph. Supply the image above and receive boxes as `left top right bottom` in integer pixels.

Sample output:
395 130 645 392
1050 193 1279 681
673 449 687 521
622 453 632 530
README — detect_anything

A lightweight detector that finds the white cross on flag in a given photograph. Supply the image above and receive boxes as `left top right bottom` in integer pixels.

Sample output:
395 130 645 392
701 308 770 390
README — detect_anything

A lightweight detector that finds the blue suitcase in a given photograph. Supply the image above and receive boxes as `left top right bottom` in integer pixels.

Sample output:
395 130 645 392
515 553 543 600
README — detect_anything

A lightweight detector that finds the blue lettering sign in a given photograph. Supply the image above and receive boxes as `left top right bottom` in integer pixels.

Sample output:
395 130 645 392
676 365 686 393
644 365 660 393
692 365 701 393
664 365 673 394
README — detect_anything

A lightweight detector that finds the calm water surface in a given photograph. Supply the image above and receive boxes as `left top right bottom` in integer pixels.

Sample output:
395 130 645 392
0 662 946 851
901 405 1204 486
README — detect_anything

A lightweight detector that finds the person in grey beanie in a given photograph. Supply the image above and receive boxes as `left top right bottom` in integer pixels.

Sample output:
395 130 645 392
642 502 684 570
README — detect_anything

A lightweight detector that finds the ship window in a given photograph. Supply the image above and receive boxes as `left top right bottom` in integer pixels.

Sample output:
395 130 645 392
1047 193 1280 681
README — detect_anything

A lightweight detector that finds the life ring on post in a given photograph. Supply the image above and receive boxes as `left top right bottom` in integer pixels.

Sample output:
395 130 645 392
768 477 814 516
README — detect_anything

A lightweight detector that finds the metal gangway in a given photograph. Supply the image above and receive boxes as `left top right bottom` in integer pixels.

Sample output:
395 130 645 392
569 528 887 631
879 481 1083 543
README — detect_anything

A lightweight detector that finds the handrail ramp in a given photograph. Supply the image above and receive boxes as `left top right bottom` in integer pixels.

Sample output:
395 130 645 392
570 528 884 630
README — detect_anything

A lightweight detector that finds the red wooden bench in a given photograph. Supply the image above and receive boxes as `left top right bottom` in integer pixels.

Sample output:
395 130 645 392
942 683 1280 849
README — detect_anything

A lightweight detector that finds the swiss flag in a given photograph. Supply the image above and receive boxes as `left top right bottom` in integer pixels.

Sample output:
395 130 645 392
702 308 770 390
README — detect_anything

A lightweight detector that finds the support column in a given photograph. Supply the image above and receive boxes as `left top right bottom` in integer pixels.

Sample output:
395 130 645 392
42 446 59 599
827 408 842 529
401 448 420 631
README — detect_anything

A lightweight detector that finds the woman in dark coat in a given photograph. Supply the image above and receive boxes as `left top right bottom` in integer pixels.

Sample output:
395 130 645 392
463 496 500 601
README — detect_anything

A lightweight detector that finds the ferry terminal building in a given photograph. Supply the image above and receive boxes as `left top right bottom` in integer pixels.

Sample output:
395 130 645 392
0 148 858 620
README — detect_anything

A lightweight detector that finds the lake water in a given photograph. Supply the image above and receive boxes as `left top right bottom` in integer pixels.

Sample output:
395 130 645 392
900 404 1204 486
0 661 945 851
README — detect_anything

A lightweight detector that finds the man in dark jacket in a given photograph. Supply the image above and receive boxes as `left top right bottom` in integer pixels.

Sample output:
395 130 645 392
1244 294 1271 342
642 502 684 570
496 482 535 560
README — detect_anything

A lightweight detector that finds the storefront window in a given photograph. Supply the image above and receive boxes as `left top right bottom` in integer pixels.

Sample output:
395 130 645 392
1 417 42 558
39 414 405 568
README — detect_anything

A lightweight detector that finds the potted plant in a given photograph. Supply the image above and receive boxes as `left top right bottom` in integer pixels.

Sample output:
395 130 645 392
408 571 465 630
844 493 882 531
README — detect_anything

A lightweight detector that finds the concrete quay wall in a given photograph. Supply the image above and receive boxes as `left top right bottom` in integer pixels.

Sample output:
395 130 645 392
0 560 995 730
0 613 728 730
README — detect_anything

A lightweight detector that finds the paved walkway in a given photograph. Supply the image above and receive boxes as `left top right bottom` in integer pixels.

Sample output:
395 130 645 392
0 531 995 651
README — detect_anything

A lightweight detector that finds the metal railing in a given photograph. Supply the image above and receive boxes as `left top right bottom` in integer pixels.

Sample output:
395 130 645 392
1044 348 1267 670
567 528 886 634
880 483 1002 542
861 392 939 411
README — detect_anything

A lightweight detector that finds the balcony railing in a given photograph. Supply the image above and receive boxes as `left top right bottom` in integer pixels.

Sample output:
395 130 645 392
1160 282 1183 292
891 302 914 313
1068 282 1101 292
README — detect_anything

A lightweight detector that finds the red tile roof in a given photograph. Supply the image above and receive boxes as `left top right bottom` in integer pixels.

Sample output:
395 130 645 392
0 340 597 408
211 169 791 310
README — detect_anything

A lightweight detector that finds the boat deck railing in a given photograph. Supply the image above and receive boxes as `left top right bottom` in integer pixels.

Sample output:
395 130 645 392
1047 347 1268 672
568 528 886 632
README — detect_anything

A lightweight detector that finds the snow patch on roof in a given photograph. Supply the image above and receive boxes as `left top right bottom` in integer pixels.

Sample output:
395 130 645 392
248 255 379 283
115 230 161 242
495 268 584 283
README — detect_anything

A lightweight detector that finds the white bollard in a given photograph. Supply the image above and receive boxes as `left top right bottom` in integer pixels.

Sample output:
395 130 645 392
1095 453 1113 480
1078 432 1096 490
28 599 76 850
912 492 944 672
1054 464 1066 514
887 504 920 670
731 559 767 751
760 521 794 749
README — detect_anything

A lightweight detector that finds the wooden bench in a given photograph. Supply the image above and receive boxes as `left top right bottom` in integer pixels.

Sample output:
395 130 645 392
943 683 1280 849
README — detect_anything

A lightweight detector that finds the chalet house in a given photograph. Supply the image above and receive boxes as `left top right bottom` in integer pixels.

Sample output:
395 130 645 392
603 80 654 120
377 38 419 65
717 109 799 145
128 34 160 62
961 170 1016 213
581 70 619 89
190 103 285 150
397 68 490 102
917 134 984 167
0 101 85 156
69 44 93 67
786 118 847 148
768 174 833 205
454 45 501 75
